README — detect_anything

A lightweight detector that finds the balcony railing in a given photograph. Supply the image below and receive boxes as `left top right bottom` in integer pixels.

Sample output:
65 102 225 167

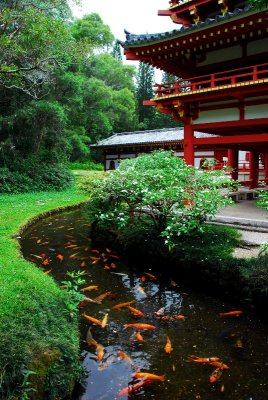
154 63 268 98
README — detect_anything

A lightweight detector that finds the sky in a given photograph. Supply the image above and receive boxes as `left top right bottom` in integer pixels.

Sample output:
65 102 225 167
70 0 175 41
69 0 176 80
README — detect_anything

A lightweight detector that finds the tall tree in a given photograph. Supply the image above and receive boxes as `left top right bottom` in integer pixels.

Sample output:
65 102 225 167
136 62 155 129
111 40 123 61
0 0 84 98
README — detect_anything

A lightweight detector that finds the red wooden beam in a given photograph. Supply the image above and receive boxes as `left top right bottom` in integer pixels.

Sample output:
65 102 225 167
194 133 268 145
193 118 268 130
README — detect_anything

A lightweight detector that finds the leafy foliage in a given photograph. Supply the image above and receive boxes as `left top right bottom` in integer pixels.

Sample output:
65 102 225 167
83 150 237 249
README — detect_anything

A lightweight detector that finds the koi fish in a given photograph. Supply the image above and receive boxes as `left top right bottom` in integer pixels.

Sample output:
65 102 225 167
170 280 178 287
104 265 111 270
64 244 78 249
30 254 43 259
91 258 100 265
56 254 64 262
118 350 135 365
108 254 120 260
144 272 157 281
91 249 100 254
101 313 109 328
86 327 98 347
96 343 105 361
43 269 51 274
78 297 101 307
155 307 165 316
208 361 229 370
97 355 115 371
124 323 156 330
105 248 112 253
210 364 224 383
188 355 220 364
235 339 243 349
93 291 111 303
69 252 80 259
110 262 117 269
164 336 173 354
80 261 86 268
219 310 243 317
117 379 152 397
140 275 147 283
133 372 165 382
127 305 144 317
137 285 146 295
82 313 102 326
135 331 144 343
42 258 49 266
112 300 135 310
174 315 186 320
80 285 98 292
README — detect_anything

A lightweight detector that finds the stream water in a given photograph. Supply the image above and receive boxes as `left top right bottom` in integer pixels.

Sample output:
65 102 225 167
20 208 268 400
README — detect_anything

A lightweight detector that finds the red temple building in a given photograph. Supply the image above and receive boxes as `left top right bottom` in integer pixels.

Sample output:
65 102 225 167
119 0 268 188
91 127 265 184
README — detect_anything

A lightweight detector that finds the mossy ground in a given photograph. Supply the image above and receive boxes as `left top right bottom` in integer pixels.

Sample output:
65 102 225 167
0 188 88 399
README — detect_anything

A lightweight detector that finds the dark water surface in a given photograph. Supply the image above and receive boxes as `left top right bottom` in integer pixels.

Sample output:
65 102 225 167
20 209 268 400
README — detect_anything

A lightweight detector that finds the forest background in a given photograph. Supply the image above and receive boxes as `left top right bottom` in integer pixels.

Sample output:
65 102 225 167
0 0 180 194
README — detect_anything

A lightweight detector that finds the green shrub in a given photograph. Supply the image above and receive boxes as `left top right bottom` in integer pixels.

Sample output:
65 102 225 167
66 161 103 171
0 164 74 194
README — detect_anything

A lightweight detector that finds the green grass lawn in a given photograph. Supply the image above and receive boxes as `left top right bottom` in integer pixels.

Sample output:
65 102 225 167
0 188 88 399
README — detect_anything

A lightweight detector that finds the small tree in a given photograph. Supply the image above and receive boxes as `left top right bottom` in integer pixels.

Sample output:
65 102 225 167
83 150 237 249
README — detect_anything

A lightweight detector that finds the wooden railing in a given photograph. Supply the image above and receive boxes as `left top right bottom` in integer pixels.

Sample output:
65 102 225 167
154 63 268 98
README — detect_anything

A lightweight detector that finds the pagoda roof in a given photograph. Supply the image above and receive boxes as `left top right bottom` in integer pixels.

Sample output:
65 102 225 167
91 127 218 148
120 5 252 47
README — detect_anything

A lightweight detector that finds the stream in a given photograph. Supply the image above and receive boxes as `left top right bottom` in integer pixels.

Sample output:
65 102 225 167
20 208 268 400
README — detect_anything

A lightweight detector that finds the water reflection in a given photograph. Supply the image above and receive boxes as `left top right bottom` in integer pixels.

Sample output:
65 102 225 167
20 209 268 400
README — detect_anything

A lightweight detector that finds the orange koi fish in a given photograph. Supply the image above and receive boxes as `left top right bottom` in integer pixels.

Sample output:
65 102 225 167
210 364 224 383
93 291 111 303
86 327 97 347
144 272 157 281
69 252 80 259
133 372 165 382
56 254 64 262
110 262 117 269
42 258 49 266
127 305 144 317
108 254 120 260
117 379 152 397
174 315 186 320
104 265 110 270
101 313 109 328
80 285 98 292
124 323 156 330
208 361 229 370
80 261 86 268
160 316 174 321
91 258 100 265
140 275 147 283
43 269 51 274
96 343 105 361
188 355 220 364
118 350 135 365
105 248 112 253
164 336 173 354
64 244 78 249
78 297 101 308
91 249 100 254
82 313 102 326
136 331 144 342
219 310 243 317
112 300 135 310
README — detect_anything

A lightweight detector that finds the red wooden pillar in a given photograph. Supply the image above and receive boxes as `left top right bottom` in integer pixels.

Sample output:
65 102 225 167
249 151 259 189
264 153 268 185
184 124 194 165
227 148 238 181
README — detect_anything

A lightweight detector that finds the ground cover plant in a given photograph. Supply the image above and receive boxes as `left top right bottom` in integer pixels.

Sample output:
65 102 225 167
0 188 88 399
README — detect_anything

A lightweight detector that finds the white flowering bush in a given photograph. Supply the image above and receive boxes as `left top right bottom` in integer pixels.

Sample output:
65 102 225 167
84 150 237 248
